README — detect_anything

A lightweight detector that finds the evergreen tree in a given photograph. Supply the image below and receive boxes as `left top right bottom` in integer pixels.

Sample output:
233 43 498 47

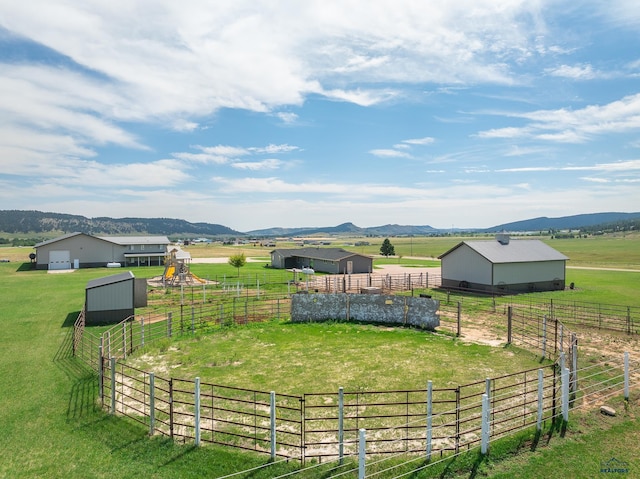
380 238 395 257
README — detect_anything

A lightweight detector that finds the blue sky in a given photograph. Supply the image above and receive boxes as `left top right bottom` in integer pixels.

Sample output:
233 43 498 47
1 1 639 232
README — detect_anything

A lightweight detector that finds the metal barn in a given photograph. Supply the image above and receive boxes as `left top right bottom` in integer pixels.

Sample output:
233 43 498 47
438 234 569 293
270 247 373 274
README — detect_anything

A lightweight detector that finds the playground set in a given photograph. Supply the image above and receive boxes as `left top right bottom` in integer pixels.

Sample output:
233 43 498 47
162 247 206 285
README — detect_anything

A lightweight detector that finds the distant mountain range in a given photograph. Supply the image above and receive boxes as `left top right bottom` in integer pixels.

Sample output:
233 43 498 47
0 210 639 238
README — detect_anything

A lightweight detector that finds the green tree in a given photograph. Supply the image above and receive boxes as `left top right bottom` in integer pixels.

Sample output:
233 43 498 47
228 253 246 277
380 238 395 257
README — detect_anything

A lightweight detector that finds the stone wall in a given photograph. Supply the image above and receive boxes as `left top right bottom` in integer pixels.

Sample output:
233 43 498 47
291 292 440 330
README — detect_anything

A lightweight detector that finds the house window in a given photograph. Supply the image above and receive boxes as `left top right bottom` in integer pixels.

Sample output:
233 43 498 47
141 245 145 251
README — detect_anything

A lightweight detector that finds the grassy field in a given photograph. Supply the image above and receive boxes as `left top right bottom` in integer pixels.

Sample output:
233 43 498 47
0 233 639 478
128 321 541 394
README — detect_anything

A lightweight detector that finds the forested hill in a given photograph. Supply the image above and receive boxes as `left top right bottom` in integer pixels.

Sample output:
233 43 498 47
0 210 241 236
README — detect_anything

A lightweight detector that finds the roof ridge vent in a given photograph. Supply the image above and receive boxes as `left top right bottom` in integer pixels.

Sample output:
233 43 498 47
496 233 510 245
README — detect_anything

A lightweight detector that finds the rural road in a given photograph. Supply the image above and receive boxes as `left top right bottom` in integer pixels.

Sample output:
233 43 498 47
191 257 640 274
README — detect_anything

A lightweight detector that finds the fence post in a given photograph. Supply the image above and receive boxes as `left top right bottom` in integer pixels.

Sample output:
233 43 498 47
457 302 461 337
455 386 460 453
149 372 155 435
191 306 195 334
110 357 116 414
426 380 433 462
106 331 111 360
122 321 127 360
358 429 366 479
624 352 630 401
140 316 145 348
481 393 490 455
570 334 578 406
346 295 350 322
195 377 201 446
542 316 547 359
270 391 277 461
507 306 512 344
338 387 344 464
169 379 174 439
167 312 172 338
562 367 570 423
99 340 104 407
537 369 544 431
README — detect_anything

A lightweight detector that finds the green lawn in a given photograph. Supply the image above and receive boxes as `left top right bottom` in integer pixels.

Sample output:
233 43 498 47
1 232 639 478
127 321 541 394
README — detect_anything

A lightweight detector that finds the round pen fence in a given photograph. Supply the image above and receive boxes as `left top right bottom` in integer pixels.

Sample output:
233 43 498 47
73 279 640 473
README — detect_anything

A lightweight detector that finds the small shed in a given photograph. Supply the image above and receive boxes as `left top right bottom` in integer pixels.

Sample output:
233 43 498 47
438 235 569 293
85 271 147 325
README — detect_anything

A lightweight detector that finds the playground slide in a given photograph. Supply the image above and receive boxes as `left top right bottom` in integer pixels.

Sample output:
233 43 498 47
164 265 175 280
190 273 206 283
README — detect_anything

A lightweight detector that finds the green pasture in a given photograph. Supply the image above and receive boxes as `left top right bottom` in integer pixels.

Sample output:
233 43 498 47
128 321 540 394
0 232 639 478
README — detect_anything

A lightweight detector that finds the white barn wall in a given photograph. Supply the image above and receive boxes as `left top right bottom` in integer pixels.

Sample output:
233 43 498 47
441 244 492 285
494 261 566 285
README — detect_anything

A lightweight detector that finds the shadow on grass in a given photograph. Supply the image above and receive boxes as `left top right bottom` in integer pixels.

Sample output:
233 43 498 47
53 310 101 420
62 311 81 328
430 451 487 479
15 261 35 272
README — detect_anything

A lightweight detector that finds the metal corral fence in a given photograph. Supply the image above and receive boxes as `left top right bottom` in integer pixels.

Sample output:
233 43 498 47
71 279 640 474
304 271 442 294
95 339 637 468
505 297 639 335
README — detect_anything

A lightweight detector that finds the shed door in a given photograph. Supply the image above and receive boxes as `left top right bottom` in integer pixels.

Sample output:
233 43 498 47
49 250 71 270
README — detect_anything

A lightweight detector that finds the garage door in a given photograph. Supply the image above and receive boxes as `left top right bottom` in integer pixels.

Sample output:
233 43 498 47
49 250 71 270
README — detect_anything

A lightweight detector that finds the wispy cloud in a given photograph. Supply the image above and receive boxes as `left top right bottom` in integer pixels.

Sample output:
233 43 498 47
497 159 640 173
172 143 300 165
403 136 435 145
476 94 640 143
232 159 283 170
369 149 412 158
546 63 600 80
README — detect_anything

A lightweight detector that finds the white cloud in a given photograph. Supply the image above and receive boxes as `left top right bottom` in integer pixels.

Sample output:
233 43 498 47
369 149 412 158
171 143 300 166
477 94 640 143
497 159 640 173
546 63 598 80
403 136 435 146
171 119 199 132
581 177 609 183
250 144 300 154
232 159 283 171
274 112 299 124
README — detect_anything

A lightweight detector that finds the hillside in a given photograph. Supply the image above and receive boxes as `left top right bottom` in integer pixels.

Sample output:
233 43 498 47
246 222 438 237
0 210 241 237
486 212 640 232
1 210 638 240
